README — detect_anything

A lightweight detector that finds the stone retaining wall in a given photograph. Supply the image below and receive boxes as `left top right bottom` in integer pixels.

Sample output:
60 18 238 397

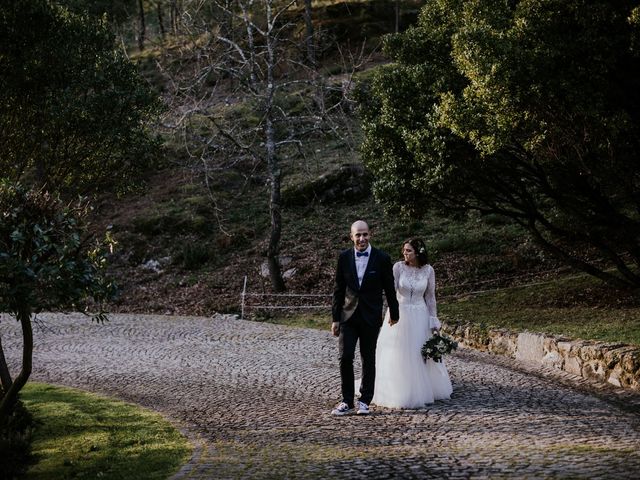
442 322 640 390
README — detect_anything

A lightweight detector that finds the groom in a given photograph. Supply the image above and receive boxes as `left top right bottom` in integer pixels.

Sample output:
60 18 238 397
331 220 399 415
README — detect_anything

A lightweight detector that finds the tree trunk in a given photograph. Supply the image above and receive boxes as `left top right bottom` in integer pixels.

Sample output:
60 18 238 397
138 0 146 52
170 0 177 34
0 308 32 419
395 0 400 33
265 115 285 292
157 1 165 41
0 336 13 395
241 3 258 90
527 223 634 289
265 0 285 292
303 0 315 68
267 135 285 292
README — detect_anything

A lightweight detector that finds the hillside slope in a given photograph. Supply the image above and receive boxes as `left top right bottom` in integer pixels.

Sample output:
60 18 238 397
86 0 639 346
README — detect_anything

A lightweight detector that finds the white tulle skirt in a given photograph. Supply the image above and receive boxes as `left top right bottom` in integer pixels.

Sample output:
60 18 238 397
371 304 453 409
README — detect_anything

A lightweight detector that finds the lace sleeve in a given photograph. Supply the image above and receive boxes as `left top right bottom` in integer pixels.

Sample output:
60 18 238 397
392 261 402 291
424 265 441 329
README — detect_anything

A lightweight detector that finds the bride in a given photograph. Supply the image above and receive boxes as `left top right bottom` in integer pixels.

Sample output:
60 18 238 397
372 237 453 408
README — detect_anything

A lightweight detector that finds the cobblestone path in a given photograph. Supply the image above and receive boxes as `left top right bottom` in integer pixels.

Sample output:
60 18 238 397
3 313 640 479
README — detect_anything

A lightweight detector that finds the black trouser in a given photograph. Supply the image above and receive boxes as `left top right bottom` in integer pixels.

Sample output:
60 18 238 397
338 312 380 407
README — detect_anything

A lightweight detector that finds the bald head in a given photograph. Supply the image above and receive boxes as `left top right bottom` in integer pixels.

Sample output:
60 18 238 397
351 220 369 233
350 220 370 252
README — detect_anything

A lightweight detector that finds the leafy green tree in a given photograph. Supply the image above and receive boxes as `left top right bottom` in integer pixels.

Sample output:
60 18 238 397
0 0 161 194
359 0 640 288
0 182 116 419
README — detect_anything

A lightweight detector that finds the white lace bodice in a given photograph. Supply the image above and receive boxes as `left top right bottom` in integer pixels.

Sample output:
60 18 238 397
392 261 440 328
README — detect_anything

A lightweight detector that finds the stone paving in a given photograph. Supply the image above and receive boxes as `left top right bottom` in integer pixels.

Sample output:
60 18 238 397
3 312 640 479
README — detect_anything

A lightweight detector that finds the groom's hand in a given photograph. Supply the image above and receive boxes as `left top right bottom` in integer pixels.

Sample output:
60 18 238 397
331 321 340 336
388 317 399 326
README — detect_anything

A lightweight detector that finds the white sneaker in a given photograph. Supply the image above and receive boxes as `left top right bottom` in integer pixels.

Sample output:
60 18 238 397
356 401 370 415
331 402 353 416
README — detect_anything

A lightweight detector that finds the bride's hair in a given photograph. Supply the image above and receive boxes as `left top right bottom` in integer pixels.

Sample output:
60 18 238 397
402 237 429 266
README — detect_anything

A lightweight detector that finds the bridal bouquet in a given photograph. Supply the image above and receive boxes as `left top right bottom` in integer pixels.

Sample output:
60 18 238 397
421 332 458 363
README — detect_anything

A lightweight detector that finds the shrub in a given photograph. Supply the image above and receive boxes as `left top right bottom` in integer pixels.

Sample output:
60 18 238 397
0 399 34 479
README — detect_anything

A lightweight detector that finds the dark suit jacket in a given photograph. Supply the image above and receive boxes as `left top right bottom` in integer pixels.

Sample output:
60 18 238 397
332 246 399 328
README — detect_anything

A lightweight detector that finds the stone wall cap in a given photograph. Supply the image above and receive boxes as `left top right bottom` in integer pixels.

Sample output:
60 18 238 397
441 320 640 392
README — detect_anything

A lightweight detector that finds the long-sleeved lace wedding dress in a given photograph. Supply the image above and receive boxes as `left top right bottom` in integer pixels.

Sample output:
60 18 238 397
372 261 453 408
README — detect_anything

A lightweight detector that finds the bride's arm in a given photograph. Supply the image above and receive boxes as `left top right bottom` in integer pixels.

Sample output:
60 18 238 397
424 266 441 331
392 261 401 291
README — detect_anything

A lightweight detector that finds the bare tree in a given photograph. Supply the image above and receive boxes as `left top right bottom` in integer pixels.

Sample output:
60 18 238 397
170 0 178 33
157 0 166 41
159 0 360 292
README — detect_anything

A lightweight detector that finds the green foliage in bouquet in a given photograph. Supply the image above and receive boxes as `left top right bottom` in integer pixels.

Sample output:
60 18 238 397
421 332 458 363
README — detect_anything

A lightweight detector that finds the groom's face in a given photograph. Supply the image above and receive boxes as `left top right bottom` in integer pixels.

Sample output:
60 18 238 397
350 223 370 252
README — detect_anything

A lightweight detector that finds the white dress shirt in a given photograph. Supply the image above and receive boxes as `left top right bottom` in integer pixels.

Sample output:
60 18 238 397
354 245 372 287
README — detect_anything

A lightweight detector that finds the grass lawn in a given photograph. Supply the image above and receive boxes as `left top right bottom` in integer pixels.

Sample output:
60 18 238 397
255 273 640 346
438 273 640 346
21 383 191 480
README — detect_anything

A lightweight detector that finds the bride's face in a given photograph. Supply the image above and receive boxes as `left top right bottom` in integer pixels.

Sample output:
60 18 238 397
402 243 417 265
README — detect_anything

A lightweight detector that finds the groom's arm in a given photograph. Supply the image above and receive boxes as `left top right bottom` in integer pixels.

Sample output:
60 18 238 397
331 253 347 334
382 254 399 323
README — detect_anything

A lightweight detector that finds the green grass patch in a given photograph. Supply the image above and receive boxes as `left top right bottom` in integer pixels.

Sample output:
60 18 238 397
439 274 640 345
254 311 329 330
22 383 191 480
131 202 213 237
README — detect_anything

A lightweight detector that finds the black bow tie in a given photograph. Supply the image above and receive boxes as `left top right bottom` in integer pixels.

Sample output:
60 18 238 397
356 251 369 257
